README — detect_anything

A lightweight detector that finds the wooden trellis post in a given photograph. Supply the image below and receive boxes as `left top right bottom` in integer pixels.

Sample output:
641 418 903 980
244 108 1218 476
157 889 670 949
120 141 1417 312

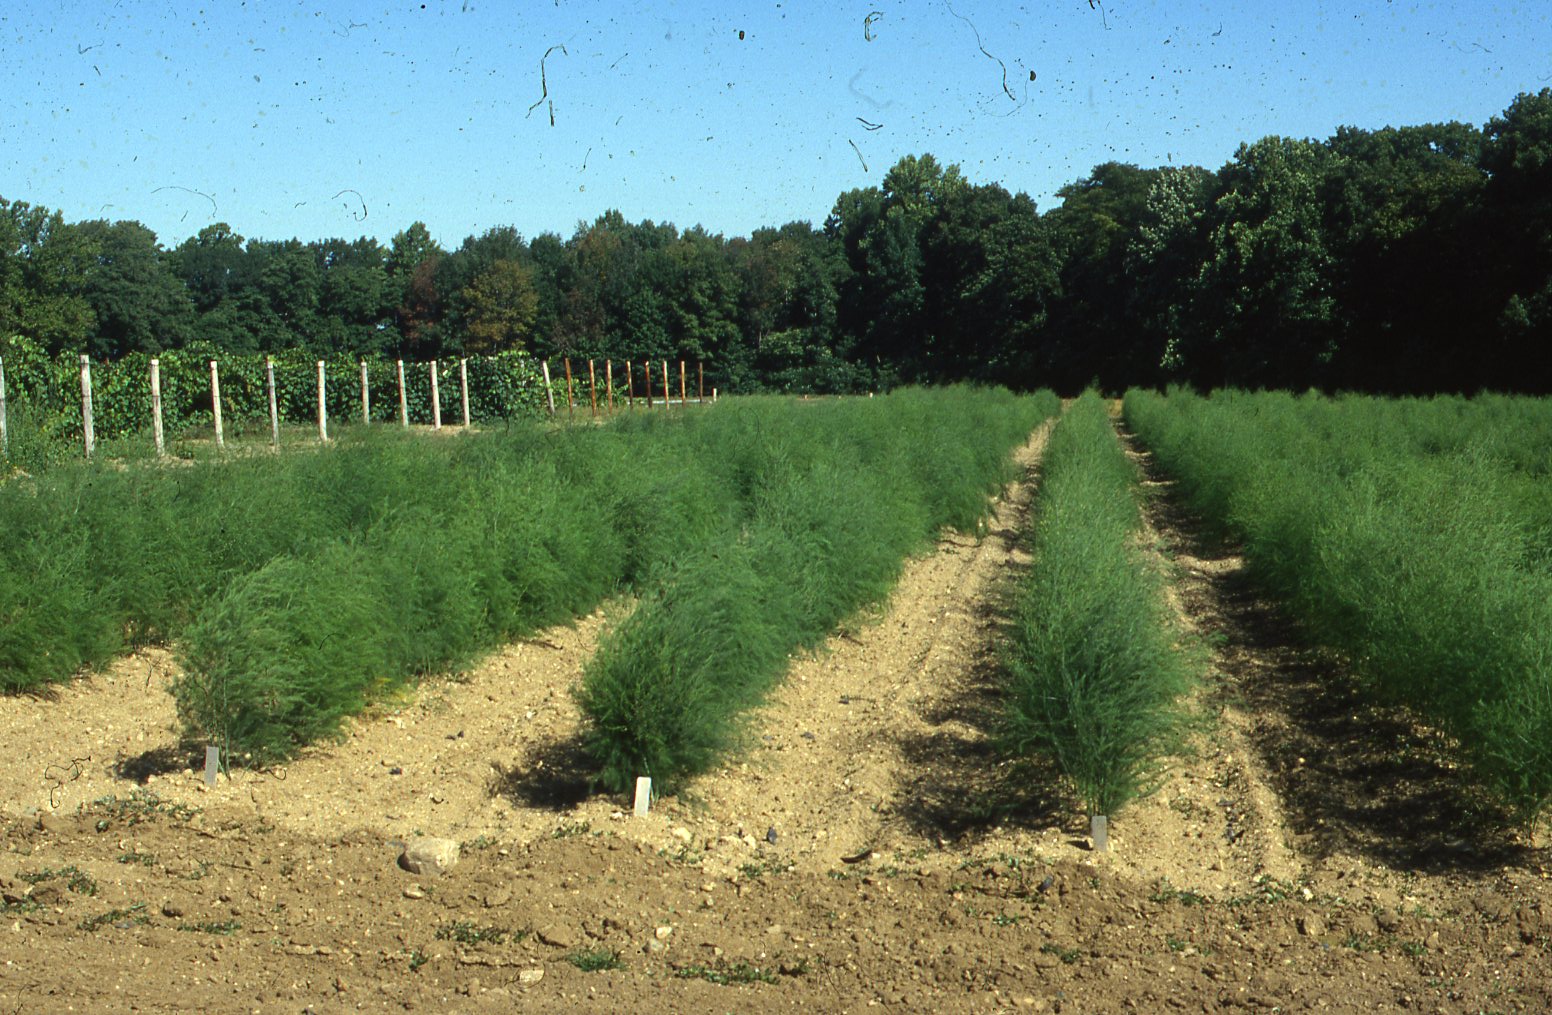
150 358 165 457
563 358 575 419
209 359 224 448
430 360 442 429
396 359 409 427
80 355 96 459
0 355 8 458
606 360 614 412
541 360 556 416
459 358 470 427
661 360 670 412
317 360 329 441
266 357 279 447
360 360 371 424
588 359 598 419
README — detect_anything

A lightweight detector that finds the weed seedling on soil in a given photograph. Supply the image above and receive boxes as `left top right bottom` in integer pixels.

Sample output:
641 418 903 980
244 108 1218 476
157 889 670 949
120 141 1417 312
567 948 626 972
79 903 149 932
435 920 518 946
674 961 779 986
20 865 98 896
1039 943 1082 965
1149 879 1208 906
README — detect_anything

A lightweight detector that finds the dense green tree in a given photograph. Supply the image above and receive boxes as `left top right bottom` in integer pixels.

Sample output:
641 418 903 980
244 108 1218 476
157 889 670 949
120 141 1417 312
5 90 1552 397
314 236 394 357
74 219 195 358
1321 122 1487 391
461 259 539 354
1480 89 1552 392
1191 138 1342 388
1040 162 1161 390
386 222 445 354
0 199 97 355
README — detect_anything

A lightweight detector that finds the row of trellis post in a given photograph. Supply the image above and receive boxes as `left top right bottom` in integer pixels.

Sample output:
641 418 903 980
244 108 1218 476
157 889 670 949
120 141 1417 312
0 354 713 460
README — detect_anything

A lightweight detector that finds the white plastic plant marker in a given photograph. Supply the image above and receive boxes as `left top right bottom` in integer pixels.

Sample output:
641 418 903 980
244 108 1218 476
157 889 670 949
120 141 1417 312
633 777 652 818
1091 814 1109 852
204 745 220 787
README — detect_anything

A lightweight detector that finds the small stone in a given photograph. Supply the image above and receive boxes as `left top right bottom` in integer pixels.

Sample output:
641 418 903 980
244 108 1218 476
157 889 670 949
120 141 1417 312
654 925 674 941
671 827 692 843
161 903 184 918
1298 914 1325 937
483 887 512 908
399 837 460 876
36 812 67 833
402 885 426 900
518 968 544 985
537 925 577 949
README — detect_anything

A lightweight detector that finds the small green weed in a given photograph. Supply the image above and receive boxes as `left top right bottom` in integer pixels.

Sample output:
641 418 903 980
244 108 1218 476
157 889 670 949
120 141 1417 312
79 903 148 932
1039 943 1082 965
90 790 200 826
20 865 98 896
674 961 779 986
178 920 242 935
1149 879 1208 906
435 920 517 946
567 947 626 972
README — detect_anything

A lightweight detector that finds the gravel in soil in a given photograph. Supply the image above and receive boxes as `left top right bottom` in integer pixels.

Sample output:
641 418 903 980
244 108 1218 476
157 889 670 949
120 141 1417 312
2 421 1548 1013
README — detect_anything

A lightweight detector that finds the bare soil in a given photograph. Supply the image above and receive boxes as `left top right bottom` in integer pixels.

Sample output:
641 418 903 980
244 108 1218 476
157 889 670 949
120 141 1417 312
2 420 1548 1013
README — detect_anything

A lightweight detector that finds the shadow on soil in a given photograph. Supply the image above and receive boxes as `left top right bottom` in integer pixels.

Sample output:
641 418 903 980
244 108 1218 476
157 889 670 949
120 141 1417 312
1123 426 1544 874
488 733 599 811
890 588 1081 843
114 745 204 784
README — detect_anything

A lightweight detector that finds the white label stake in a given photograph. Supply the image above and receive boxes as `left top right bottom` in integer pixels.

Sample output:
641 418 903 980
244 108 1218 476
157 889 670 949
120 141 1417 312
633 777 652 818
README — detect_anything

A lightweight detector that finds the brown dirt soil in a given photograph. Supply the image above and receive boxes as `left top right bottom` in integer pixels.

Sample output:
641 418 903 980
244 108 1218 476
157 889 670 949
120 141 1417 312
3 419 1550 1013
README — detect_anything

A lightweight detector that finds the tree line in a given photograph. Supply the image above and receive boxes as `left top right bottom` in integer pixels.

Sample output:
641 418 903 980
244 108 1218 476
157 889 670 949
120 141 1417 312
3 89 1548 395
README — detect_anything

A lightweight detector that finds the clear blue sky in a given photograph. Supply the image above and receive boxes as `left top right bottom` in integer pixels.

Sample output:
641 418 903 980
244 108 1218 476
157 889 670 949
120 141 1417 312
3 1 1549 248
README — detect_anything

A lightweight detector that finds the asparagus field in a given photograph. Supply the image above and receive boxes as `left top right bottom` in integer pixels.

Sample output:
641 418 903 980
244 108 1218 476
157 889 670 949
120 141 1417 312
1000 392 1194 818
2 389 1550 1013
1 387 1058 775
1125 388 1552 820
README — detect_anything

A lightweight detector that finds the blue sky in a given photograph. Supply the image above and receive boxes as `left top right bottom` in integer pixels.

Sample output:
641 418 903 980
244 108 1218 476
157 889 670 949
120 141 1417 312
3 1 1549 248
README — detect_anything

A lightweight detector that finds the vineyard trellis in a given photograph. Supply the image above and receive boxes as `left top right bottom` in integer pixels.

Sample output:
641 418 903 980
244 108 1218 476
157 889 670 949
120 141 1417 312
0 347 714 464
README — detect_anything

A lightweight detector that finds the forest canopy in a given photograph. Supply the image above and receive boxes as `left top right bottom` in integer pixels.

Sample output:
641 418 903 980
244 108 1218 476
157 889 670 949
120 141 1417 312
3 89 1549 396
